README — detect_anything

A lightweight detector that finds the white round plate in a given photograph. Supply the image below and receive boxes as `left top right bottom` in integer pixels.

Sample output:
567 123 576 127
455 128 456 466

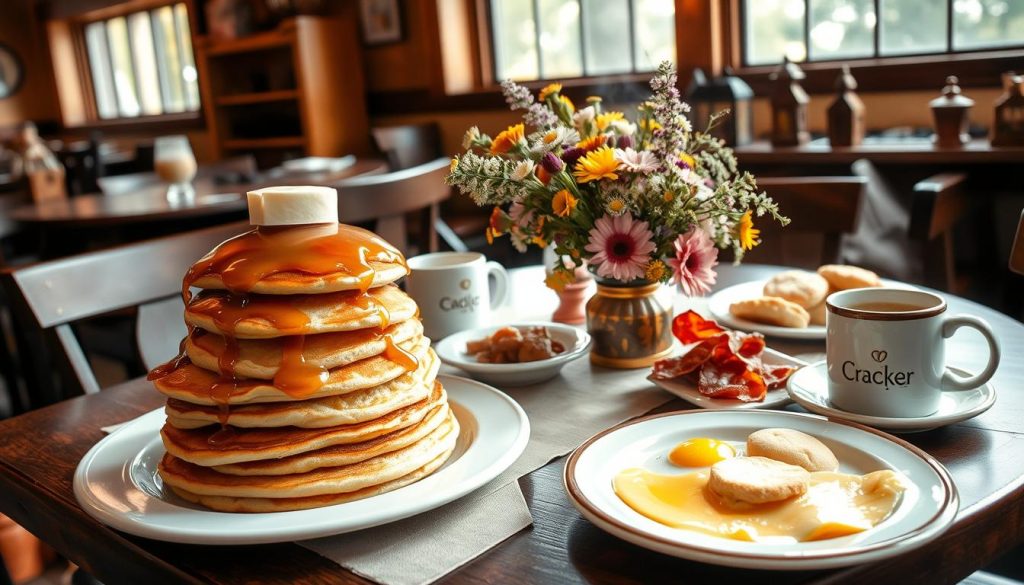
787 361 996 432
564 409 957 570
708 279 917 339
73 375 530 545
435 322 591 387
646 347 806 410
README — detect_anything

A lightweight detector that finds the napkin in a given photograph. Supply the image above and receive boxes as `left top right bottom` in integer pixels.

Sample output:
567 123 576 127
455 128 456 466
300 357 675 585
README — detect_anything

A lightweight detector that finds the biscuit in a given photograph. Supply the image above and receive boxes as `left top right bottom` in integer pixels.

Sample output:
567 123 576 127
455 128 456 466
763 270 829 309
708 456 809 505
730 297 810 328
746 428 839 472
807 299 827 326
817 264 882 290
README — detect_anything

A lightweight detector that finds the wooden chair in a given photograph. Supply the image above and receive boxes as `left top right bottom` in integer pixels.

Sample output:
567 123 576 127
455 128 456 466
841 159 971 291
742 176 867 269
331 158 452 255
0 222 249 401
97 155 258 195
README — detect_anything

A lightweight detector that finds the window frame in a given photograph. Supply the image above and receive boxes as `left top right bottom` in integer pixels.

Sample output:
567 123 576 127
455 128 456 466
71 0 203 129
731 0 1024 94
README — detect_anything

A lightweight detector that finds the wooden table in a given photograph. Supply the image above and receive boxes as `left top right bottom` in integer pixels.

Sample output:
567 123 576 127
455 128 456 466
10 158 388 228
0 264 1020 584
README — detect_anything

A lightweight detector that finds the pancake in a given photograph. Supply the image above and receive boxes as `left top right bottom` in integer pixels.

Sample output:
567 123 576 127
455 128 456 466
190 263 408 295
185 285 418 339
162 383 447 465
156 337 429 405
184 318 424 380
168 449 452 512
164 350 439 429
158 411 459 499
213 402 450 475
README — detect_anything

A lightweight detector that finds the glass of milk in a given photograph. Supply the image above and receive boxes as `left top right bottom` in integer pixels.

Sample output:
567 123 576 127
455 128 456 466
154 135 197 202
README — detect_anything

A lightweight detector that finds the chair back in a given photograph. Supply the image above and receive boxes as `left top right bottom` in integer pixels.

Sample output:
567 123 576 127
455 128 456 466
98 155 257 195
743 176 867 269
1 222 249 395
1011 210 1024 276
332 158 452 255
371 123 442 170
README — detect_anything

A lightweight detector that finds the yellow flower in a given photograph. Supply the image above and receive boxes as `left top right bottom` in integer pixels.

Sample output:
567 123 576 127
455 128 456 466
678 152 696 168
532 234 547 247
607 196 627 215
449 158 459 173
595 112 625 131
644 260 668 282
544 270 574 292
640 119 662 132
491 123 525 154
738 210 760 250
543 130 560 144
576 134 607 152
574 146 620 183
552 189 578 217
662 190 674 202
559 95 575 114
539 83 562 102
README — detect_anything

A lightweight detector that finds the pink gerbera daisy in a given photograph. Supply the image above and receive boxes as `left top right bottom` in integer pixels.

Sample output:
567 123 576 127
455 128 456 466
667 228 719 296
585 212 657 282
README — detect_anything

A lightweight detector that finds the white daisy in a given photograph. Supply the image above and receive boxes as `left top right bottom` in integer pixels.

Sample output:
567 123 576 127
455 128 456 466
610 119 637 136
615 147 659 174
510 160 535 182
462 126 480 150
573 106 596 127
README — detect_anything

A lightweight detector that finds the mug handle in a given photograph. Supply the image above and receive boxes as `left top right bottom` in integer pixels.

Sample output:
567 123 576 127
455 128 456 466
487 261 510 309
941 315 1001 391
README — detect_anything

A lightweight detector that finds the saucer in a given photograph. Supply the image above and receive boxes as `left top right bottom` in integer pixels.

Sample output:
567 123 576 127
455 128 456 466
787 361 996 432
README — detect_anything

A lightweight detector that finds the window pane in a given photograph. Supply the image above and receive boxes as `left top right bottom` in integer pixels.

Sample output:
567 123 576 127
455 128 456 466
128 12 162 115
634 0 676 70
84 22 118 119
879 0 947 55
809 0 875 59
152 8 184 113
582 0 632 75
954 0 1024 50
491 0 539 80
174 4 200 111
537 0 583 78
106 16 141 117
745 0 807 65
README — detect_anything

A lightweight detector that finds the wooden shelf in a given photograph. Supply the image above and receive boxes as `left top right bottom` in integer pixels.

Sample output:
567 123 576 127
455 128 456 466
222 137 305 149
215 90 300 107
204 27 293 57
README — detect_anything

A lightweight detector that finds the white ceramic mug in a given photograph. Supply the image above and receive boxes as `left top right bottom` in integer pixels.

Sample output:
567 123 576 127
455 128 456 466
825 287 1000 418
405 252 510 340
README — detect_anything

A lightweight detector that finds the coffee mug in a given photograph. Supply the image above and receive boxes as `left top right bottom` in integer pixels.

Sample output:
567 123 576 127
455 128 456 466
826 287 1000 418
405 252 510 340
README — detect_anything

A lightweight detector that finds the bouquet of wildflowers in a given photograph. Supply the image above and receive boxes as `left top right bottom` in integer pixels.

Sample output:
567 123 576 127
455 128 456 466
445 62 788 295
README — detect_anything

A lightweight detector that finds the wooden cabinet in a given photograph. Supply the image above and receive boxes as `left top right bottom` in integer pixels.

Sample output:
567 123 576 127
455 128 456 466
195 16 370 165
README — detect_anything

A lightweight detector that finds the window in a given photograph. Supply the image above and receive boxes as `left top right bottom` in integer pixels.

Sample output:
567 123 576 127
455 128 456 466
489 0 676 81
742 0 1024 66
82 3 200 120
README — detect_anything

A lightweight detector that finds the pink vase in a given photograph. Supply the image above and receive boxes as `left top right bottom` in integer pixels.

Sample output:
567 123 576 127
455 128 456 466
552 280 591 325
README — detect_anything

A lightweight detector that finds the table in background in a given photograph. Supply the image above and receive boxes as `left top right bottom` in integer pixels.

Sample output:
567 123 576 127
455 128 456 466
0 264 1020 584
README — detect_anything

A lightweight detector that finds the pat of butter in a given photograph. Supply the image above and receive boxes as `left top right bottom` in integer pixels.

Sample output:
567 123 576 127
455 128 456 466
247 186 338 226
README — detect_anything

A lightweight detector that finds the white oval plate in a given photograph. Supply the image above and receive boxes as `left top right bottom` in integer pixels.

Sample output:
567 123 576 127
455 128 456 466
564 409 957 570
787 361 996 432
708 278 917 340
646 347 806 410
74 375 530 545
435 322 591 387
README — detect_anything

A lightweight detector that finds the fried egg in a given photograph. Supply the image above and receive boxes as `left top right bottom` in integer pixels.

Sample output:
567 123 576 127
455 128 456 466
668 438 736 468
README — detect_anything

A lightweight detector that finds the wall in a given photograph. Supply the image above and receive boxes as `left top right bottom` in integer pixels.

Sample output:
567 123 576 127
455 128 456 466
0 0 59 127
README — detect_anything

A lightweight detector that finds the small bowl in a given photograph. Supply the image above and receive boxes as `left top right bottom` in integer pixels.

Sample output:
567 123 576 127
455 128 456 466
434 322 592 387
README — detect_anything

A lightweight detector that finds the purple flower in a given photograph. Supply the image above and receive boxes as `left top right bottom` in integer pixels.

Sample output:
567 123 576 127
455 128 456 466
617 135 634 150
541 152 564 174
675 159 691 170
561 147 585 167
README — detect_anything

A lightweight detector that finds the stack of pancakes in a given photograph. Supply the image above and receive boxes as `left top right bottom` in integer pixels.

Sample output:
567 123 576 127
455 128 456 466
150 224 457 512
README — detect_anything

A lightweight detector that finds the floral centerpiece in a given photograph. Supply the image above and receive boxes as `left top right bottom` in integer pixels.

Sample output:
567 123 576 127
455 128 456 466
445 62 788 368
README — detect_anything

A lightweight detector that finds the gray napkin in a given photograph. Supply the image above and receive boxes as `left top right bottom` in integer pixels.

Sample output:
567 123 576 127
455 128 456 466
300 357 675 585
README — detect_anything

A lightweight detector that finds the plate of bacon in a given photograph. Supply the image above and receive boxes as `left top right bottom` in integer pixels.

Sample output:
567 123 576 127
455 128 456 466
648 311 805 409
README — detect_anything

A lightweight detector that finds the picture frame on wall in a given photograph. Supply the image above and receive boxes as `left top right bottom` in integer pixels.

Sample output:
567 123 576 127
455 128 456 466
359 0 403 45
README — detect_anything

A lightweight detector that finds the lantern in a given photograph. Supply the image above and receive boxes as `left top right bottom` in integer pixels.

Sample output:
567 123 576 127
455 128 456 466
769 57 810 147
827 65 866 147
930 76 974 147
687 67 754 146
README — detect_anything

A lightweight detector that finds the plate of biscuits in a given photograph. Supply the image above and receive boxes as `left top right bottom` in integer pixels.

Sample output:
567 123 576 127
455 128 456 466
707 265 916 339
564 409 958 570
